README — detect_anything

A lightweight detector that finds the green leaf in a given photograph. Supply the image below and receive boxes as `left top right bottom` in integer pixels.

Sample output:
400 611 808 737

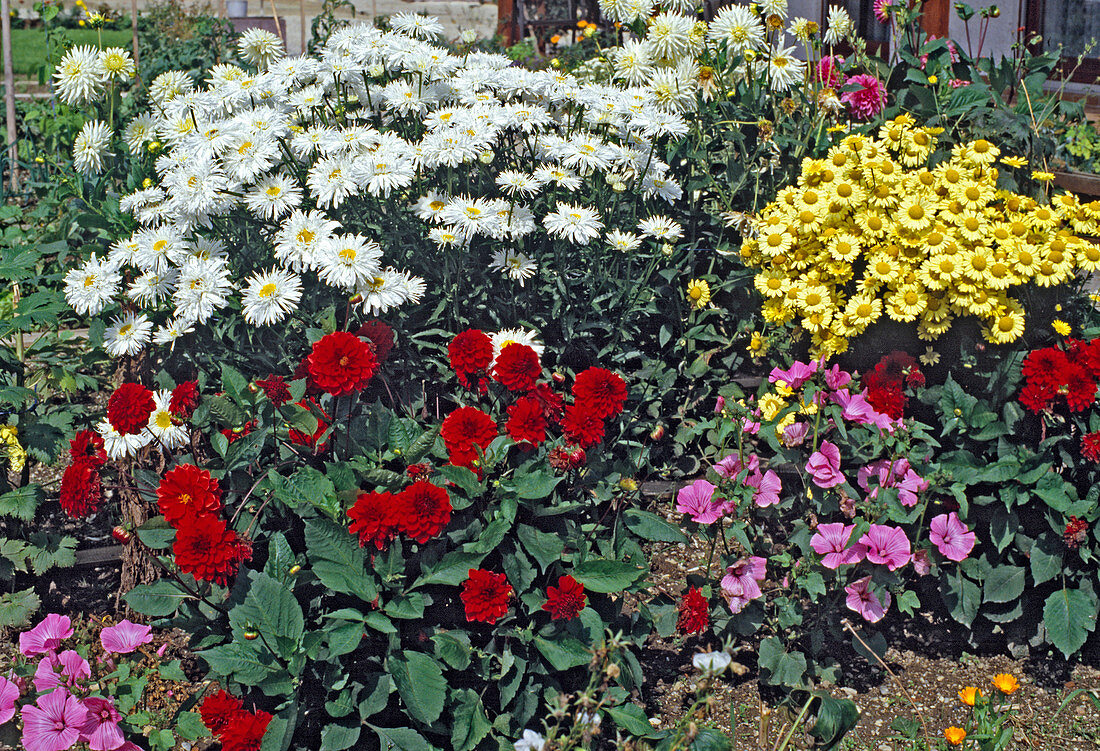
514 470 561 499
320 724 361 751
387 652 447 725
533 636 591 670
605 704 656 737
366 725 432 751
1030 534 1062 585
432 631 472 670
228 572 305 659
0 587 40 628
571 559 646 593
451 689 492 751
135 517 175 550
808 691 860 750
440 465 483 497
282 468 339 520
303 519 376 601
1043 587 1098 658
196 641 280 684
176 712 209 742
514 525 564 571
0 485 41 521
415 550 487 587
983 565 1025 604
623 509 687 543
124 580 192 617
757 636 807 688
942 570 981 627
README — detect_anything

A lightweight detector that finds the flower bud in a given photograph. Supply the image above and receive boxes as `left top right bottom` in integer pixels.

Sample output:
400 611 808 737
243 631 259 641
111 526 132 544
619 477 639 492
570 447 587 467
649 425 665 441
288 565 301 575
552 372 566 385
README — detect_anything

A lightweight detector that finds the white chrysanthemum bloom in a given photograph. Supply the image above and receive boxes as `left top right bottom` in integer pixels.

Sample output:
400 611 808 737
53 45 103 105
664 0 697 14
307 156 357 208
173 257 234 323
543 203 604 246
238 29 285 69
104 312 153 357
317 234 383 289
134 227 187 273
428 226 462 248
788 17 814 42
73 120 113 176
274 210 340 270
439 196 504 241
412 192 450 223
489 249 537 286
127 271 175 306
152 317 195 347
491 327 544 363
241 268 302 326
612 39 655 87
245 174 303 220
118 187 164 218
639 215 684 241
64 254 121 315
646 12 696 62
532 166 582 192
495 171 543 197
96 418 152 459
761 0 788 18
692 651 732 673
513 729 546 751
356 268 406 315
632 109 690 139
123 115 156 155
767 42 806 91
98 47 136 80
707 4 766 54
149 70 193 105
147 390 190 450
648 60 699 114
824 5 854 45
389 12 445 39
644 173 684 203
606 229 642 253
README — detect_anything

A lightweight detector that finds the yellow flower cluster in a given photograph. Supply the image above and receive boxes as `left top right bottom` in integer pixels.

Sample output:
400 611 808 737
740 115 1100 357
0 425 26 473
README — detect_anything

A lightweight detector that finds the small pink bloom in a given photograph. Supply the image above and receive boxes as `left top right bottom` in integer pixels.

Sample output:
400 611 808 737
721 557 767 614
897 468 928 507
842 74 887 120
0 675 19 724
739 416 761 435
769 361 818 390
817 55 845 88
806 441 844 488
100 621 152 655
752 470 782 507
714 452 759 480
859 524 911 570
79 697 124 751
873 0 890 22
949 78 970 88
825 365 852 390
911 548 931 575
929 513 976 562
781 421 810 446
21 689 87 751
156 643 168 658
809 523 865 568
845 576 890 623
675 479 723 525
33 652 90 693
19 614 73 657
714 396 725 413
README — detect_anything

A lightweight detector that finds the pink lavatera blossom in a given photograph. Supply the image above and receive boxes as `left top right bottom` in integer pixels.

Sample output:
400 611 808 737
721 557 767 614
929 512 976 561
0 675 19 724
806 441 844 488
859 524 911 570
845 576 890 623
675 479 723 525
750 470 782 507
714 452 758 480
768 360 818 390
33 651 91 694
100 621 153 655
809 523 866 569
19 614 73 657
21 689 88 751
78 697 125 751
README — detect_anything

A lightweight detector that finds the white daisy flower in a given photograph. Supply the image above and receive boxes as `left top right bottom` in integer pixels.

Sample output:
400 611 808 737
388 12 445 39
273 210 341 271
241 268 303 326
73 120 113 176
612 38 654 87
245 174 303 220
767 42 806 92
127 271 176 306
824 6 854 44
496 171 544 197
173 257 233 323
412 192 450 223
148 70 193 104
307 156 358 208
53 45 104 105
428 226 462 247
513 729 546 751
489 249 537 286
639 215 684 241
96 418 152 459
646 12 697 62
708 5 766 54
123 115 157 156
532 166 582 192
238 28 285 69
356 268 407 315
103 312 153 357
64 254 121 316
98 47 136 80
543 203 604 245
147 390 190 450
317 234 383 290
692 650 732 673
606 229 642 252
761 0 788 18
152 317 195 347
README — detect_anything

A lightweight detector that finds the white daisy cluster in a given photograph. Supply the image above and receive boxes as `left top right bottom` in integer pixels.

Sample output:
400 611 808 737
61 16 688 356
54 45 136 105
96 389 190 459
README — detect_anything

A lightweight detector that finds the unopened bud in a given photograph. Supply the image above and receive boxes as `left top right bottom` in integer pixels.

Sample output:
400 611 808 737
248 382 259 393
243 631 259 641
111 526 132 544
288 565 301 575
349 293 363 304
604 662 620 679
552 372 566 385
649 425 665 441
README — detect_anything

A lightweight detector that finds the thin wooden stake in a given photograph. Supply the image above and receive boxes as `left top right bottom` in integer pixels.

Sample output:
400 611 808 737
1 0 18 193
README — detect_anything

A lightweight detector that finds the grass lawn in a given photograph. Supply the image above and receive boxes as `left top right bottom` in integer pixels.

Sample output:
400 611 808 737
4 28 134 77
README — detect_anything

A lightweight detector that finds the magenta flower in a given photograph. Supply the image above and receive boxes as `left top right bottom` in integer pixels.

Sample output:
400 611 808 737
19 614 73 657
859 524 911 570
842 74 887 120
769 361 818 389
79 697 124 751
824 365 852 390
751 470 782 507
897 468 928 507
714 452 758 480
809 523 865 568
738 416 761 434
33 652 91 694
0 675 19 724
720 557 767 614
817 55 845 88
929 513 976 562
21 689 87 751
845 577 890 623
806 441 844 488
780 421 810 446
873 0 890 22
675 479 723 525
100 621 153 655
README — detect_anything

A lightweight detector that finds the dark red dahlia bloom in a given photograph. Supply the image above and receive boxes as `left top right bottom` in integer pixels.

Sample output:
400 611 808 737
677 586 710 635
307 331 378 396
440 406 498 469
1022 347 1070 389
405 462 433 481
562 403 605 448
1063 364 1098 412
356 320 394 364
874 351 921 386
548 446 578 472
157 464 222 527
59 457 104 518
200 690 244 734
506 396 547 445
573 367 628 418
448 329 493 388
169 381 200 419
1077 338 1100 379
1019 381 1055 413
108 382 156 435
173 515 248 586
347 491 399 550
1064 516 1089 549
1081 432 1100 462
69 429 106 467
288 399 330 452
219 709 273 751
460 569 513 624
864 373 905 419
256 375 291 406
394 481 452 543
528 382 565 423
492 343 541 392
542 575 586 620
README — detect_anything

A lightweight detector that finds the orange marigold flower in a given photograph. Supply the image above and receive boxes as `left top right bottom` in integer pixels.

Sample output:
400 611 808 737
958 686 980 706
992 673 1019 694
944 727 966 745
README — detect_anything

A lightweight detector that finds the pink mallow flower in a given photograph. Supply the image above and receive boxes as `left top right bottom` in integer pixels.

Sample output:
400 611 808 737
751 470 782 507
79 697 124 751
780 421 810 447
809 523 865 568
769 361 818 390
675 479 723 525
0 675 19 724
824 364 852 390
859 524 911 570
897 468 929 507
19 614 73 657
714 452 758 480
806 441 844 488
721 557 767 614
21 689 88 751
845 576 890 623
929 512 976 562
33 652 91 694
100 621 153 655
842 74 886 120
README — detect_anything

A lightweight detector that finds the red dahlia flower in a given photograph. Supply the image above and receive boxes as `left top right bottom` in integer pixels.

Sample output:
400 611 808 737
677 586 710 634
69 430 106 467
1064 516 1089 549
460 569 513 624
573 367 628 418
219 709 273 751
405 462 433 481
542 575 586 620
107 382 156 435
448 329 494 389
173 515 249 586
864 373 905 419
1019 381 1055 413
347 491 399 550
528 382 565 423
440 406 498 468
200 690 244 734
506 396 547 445
356 320 394 363
1062 364 1097 412
1021 347 1070 389
157 464 222 527
59 457 103 518
169 381 200 418
255 375 291 406
562 403 605 448
394 481 452 543
1081 431 1100 462
307 331 378 396
492 343 541 392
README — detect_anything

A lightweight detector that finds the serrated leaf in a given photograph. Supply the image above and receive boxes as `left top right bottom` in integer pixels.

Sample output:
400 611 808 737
415 550 487 587
0 587 40 628
758 636 807 688
124 580 193 616
571 559 646 593
303 519 376 601
0 485 41 521
451 689 492 751
388 652 446 725
1043 587 1097 658
983 565 1025 604
432 631 471 670
228 571 304 660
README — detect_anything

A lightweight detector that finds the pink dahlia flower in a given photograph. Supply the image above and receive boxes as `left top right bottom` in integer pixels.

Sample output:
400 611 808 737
842 74 887 120
817 55 845 88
